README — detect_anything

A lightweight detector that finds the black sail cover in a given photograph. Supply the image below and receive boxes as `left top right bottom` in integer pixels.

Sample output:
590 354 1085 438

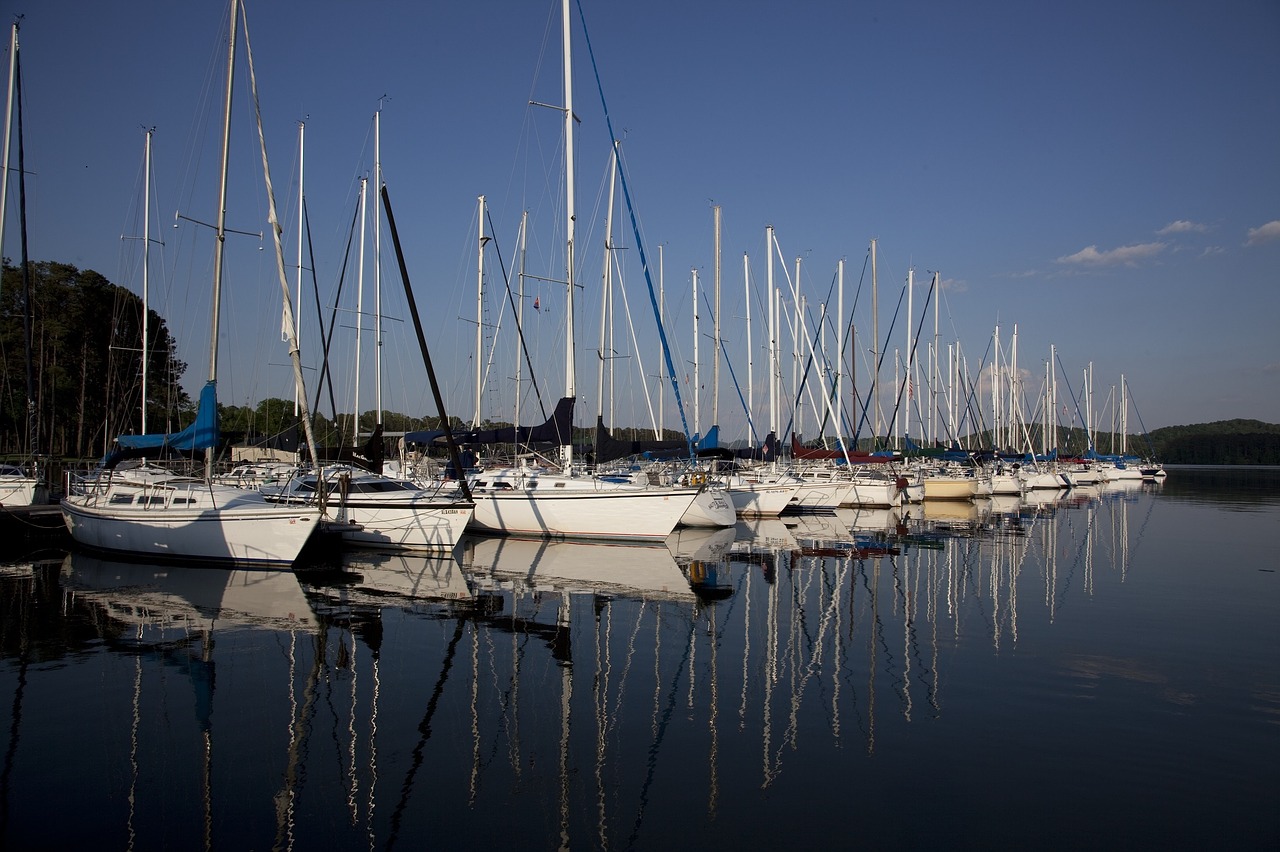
404 396 575 448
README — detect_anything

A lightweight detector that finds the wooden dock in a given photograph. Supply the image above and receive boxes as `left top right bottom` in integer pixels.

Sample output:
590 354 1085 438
0 503 70 545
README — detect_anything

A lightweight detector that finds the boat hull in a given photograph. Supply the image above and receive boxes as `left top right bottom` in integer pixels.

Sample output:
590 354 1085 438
922 477 978 501
679 488 736 527
724 482 798 517
327 499 474 551
61 483 319 566
467 485 700 542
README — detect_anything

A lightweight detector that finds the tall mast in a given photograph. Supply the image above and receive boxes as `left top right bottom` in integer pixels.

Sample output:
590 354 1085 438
515 211 527 440
792 255 801 438
142 128 153 433
0 23 16 260
836 257 844 441
931 270 940 445
658 244 665 434
904 266 913 445
692 268 700 439
353 176 367 447
870 238 879 443
293 120 304 417
474 194 485 428
744 251 753 439
205 0 238 477
712 204 721 432
596 155 616 423
766 226 776 440
561 0 576 468
374 107 383 431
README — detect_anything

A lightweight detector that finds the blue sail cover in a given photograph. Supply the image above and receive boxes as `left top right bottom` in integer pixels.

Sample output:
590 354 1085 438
117 380 220 452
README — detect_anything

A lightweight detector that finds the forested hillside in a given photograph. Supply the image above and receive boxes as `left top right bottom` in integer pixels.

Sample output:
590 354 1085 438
1145 420 1280 465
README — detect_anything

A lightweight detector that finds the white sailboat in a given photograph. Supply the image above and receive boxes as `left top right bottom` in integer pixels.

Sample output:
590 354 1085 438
463 0 698 542
264 465 471 552
0 22 45 507
60 0 321 566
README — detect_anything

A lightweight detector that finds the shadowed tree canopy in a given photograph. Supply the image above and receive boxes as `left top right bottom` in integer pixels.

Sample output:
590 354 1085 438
1 260 190 458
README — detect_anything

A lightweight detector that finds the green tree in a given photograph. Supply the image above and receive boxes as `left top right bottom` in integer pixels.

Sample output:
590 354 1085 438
1 261 189 457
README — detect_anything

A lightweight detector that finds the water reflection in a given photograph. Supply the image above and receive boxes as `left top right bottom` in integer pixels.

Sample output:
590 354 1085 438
1155 465 1280 508
1 474 1273 850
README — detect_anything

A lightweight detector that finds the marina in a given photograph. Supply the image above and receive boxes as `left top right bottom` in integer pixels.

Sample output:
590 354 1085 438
2 468 1277 850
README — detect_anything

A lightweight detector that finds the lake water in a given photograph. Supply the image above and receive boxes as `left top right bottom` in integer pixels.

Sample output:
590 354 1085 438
2 467 1277 851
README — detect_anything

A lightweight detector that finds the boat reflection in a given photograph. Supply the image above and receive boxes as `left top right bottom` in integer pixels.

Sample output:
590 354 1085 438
0 479 1165 850
61 551 317 633
460 534 698 603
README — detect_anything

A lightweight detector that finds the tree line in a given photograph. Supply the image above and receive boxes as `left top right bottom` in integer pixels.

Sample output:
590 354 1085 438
1 261 189 459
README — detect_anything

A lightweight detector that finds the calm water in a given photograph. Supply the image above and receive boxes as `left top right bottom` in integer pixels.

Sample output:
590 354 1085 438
2 468 1277 851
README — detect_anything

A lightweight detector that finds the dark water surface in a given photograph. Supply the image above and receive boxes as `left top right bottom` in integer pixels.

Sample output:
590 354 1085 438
2 468 1277 850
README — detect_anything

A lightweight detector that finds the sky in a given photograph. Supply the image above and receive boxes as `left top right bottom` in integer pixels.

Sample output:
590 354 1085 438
4 0 1279 446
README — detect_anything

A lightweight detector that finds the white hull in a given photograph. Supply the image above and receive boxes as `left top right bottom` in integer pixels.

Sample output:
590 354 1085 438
0 478 39 506
842 479 902 508
62 474 319 566
0 465 43 506
1020 468 1068 491
329 499 473 551
788 480 847 511
466 470 699 541
988 472 1024 495
724 481 799 517
265 467 474 552
679 487 736 527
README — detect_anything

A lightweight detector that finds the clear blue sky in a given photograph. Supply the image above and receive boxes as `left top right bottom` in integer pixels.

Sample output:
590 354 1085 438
5 0 1279 443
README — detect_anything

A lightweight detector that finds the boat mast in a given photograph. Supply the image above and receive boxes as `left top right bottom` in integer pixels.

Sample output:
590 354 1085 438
561 0 576 471
374 106 384 435
836 257 844 441
712 204 721 437
904 266 913 446
870 238 879 445
293 120 304 417
931 269 940 446
142 128 153 433
658 244 665 435
354 176 367 447
206 0 238 478
515 211 527 442
766 225 777 444
744 251 753 439
474 194 485 429
0 22 15 260
596 155 616 426
692 268 699 439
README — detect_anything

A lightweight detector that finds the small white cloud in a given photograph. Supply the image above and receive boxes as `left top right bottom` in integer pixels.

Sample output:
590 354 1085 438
1246 220 1280 246
1055 242 1166 266
940 276 967 294
1157 220 1207 235
1198 246 1225 258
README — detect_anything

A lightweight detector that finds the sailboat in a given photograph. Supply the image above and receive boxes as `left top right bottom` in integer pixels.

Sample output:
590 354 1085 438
459 0 699 543
60 0 321 566
0 22 46 507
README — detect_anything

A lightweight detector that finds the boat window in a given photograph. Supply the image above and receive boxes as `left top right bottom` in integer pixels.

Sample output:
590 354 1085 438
109 494 135 505
172 497 195 504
